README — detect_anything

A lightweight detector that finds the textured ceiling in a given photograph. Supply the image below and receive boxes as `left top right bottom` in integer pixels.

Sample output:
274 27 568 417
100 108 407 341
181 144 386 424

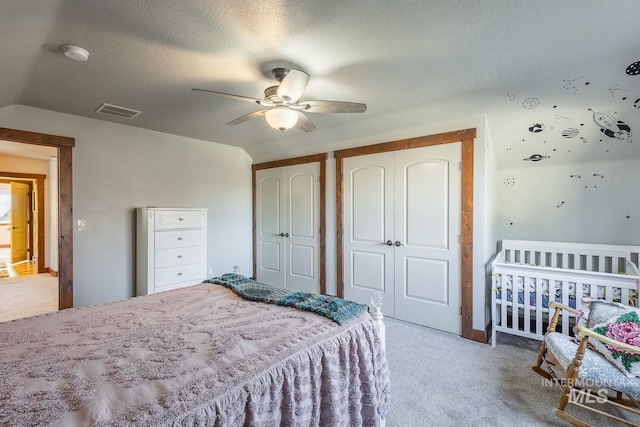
1 0 639 166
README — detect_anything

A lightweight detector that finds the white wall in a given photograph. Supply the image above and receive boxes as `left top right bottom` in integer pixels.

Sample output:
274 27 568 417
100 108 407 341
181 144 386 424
495 158 640 245
0 105 253 307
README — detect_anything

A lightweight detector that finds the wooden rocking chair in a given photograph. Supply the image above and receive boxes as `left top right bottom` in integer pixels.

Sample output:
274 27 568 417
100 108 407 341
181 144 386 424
533 301 640 426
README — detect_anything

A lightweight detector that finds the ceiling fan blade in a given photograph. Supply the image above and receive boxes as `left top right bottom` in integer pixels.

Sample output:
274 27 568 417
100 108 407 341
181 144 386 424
192 88 262 104
226 109 269 126
277 69 310 103
298 100 367 113
296 112 316 132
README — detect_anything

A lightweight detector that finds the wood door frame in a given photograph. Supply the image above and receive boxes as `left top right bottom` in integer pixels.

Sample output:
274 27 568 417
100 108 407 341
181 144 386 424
1 176 44 271
252 153 328 295
0 127 74 309
334 128 482 342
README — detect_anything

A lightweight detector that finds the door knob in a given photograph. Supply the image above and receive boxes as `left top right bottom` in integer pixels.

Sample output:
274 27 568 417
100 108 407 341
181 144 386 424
394 241 402 247
278 233 284 237
284 232 290 237
383 240 393 246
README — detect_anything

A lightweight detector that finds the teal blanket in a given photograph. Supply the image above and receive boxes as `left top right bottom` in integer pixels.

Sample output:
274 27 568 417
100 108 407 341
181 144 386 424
205 274 368 325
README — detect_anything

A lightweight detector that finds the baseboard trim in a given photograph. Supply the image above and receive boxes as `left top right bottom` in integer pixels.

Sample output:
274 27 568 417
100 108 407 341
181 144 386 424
47 268 58 277
469 326 490 344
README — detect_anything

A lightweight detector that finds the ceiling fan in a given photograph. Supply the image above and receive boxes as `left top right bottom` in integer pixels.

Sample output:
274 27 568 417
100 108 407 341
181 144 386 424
192 68 367 132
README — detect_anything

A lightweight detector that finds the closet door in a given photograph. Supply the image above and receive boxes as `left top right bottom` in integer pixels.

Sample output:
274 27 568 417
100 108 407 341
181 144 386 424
256 168 286 288
256 163 320 293
343 144 462 332
343 153 395 316
284 163 320 294
393 143 462 334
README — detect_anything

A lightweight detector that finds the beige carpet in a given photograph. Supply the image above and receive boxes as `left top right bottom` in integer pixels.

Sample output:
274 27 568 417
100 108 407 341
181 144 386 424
0 274 58 322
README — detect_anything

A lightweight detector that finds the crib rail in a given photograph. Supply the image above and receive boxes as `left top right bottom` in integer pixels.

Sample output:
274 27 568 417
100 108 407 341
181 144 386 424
500 240 639 273
491 240 640 347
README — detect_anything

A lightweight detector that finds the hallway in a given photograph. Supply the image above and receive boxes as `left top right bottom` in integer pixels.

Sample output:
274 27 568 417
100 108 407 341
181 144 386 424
0 247 58 322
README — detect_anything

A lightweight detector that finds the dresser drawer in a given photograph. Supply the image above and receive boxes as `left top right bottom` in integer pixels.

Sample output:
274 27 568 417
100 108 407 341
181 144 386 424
154 210 205 230
155 229 204 249
155 246 204 268
155 263 205 288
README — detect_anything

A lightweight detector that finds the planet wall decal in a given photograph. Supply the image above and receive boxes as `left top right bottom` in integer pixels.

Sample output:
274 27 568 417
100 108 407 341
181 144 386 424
626 61 640 76
529 123 545 133
522 97 540 109
634 98 640 109
523 154 550 162
562 128 579 138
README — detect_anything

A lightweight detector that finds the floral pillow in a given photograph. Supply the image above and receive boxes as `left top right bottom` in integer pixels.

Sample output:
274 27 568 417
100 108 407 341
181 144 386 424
589 306 640 377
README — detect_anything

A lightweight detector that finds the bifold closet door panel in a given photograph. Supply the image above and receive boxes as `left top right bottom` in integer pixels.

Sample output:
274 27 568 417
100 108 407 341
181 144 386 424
343 152 395 317
393 143 462 334
284 163 320 294
256 168 286 288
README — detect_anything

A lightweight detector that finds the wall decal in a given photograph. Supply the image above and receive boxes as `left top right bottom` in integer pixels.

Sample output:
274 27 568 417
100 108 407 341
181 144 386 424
555 114 572 122
608 85 627 98
634 98 640 109
556 201 565 208
562 76 584 94
590 109 633 143
503 176 516 187
528 123 545 133
507 93 516 101
570 175 581 178
626 61 640 75
593 173 604 178
580 137 588 143
523 154 550 162
522 97 540 109
562 128 579 138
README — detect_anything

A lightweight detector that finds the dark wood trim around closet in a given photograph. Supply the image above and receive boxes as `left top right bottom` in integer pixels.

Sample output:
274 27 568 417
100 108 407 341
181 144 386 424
252 153 328 295
0 127 74 310
334 128 481 342
0 172 46 273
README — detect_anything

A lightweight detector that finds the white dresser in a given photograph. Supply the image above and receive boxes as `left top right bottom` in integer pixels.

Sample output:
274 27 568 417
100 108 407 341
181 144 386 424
136 207 208 296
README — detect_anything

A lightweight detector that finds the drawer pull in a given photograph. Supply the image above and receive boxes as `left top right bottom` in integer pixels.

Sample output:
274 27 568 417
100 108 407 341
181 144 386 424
177 255 183 258
177 237 184 241
177 272 183 276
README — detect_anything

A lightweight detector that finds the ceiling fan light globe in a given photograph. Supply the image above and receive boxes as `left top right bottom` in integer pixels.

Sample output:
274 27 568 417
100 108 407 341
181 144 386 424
265 107 298 131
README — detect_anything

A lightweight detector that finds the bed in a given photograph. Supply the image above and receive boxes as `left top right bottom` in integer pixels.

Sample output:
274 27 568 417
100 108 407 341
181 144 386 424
0 274 390 426
491 240 640 347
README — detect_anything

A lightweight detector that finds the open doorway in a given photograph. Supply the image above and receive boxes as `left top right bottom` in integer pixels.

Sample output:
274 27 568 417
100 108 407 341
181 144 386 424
0 158 57 321
0 127 74 318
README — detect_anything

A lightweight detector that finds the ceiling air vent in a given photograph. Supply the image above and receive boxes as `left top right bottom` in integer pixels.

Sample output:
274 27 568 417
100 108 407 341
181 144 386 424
95 103 141 120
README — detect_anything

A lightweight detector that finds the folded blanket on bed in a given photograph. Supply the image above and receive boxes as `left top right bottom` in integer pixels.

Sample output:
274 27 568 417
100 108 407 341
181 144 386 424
206 273 368 325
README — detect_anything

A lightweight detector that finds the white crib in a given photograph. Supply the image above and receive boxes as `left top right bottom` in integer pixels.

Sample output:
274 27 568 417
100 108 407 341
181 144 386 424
491 240 640 347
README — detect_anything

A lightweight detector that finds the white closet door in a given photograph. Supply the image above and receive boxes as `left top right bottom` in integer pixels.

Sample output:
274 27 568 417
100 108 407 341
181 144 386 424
256 163 320 293
343 153 395 316
393 143 462 334
256 168 286 288
284 163 320 294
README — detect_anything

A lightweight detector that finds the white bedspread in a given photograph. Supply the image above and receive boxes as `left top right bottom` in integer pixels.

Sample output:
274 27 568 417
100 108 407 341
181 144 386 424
0 283 389 426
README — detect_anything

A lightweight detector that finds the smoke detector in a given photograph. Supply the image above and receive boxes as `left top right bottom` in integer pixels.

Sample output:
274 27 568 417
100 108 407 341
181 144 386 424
62 45 89 61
